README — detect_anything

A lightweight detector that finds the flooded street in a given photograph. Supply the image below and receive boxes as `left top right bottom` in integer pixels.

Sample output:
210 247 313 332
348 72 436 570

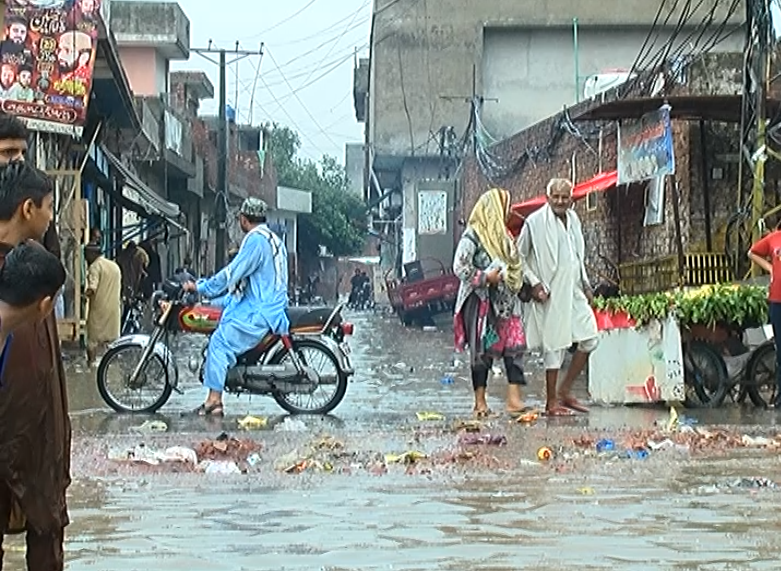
8 311 781 570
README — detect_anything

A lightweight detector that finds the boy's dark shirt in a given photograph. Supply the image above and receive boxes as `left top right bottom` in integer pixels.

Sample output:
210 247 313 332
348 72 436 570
0 241 71 533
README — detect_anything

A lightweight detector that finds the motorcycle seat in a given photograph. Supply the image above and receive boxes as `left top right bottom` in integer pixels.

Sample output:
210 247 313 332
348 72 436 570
286 306 336 330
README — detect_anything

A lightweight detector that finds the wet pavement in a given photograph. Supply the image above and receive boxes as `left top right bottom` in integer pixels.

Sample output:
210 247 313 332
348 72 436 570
7 309 781 569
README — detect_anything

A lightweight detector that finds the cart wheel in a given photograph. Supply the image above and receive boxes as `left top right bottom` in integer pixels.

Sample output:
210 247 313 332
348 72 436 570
683 340 729 409
744 342 778 408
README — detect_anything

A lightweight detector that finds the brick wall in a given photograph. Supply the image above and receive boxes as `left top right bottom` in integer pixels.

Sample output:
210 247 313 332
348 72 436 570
461 95 693 278
171 79 276 202
457 51 763 274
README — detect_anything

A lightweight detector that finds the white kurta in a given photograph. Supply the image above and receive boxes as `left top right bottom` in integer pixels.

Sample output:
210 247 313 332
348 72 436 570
518 204 598 353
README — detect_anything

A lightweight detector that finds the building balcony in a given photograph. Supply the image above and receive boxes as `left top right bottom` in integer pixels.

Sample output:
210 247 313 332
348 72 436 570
134 95 196 180
170 71 214 103
111 1 190 60
192 118 275 202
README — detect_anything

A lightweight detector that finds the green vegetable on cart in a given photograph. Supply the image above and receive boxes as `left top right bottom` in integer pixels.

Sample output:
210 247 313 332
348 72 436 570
592 284 769 329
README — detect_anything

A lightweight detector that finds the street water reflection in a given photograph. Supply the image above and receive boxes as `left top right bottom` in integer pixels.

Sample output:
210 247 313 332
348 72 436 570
47 465 781 570
4 310 781 569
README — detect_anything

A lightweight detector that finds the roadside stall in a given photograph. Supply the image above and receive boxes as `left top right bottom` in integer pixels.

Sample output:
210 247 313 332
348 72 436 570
589 284 770 408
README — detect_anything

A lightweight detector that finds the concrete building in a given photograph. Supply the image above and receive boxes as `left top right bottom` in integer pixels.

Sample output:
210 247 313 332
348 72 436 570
355 0 744 275
271 186 313 285
109 1 291 276
460 51 752 294
344 142 365 197
111 0 190 96
110 0 193 275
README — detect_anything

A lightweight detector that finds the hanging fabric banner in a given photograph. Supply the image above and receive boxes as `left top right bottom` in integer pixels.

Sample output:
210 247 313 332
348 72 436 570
617 104 675 185
0 0 101 136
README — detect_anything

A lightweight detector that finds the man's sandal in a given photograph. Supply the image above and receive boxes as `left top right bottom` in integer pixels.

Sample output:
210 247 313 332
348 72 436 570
186 403 224 417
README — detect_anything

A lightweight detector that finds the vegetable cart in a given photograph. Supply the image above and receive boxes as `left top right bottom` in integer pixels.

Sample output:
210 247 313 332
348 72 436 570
591 284 772 408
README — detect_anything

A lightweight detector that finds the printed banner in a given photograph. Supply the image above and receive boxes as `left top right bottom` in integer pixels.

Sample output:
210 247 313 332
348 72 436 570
1 0 101 136
617 105 675 185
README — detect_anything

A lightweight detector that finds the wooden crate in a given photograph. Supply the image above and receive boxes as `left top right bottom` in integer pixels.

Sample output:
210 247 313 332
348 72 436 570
684 253 733 286
619 256 679 295
618 252 734 296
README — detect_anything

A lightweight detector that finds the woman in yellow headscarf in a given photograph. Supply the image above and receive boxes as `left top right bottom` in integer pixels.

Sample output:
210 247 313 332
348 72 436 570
453 188 527 417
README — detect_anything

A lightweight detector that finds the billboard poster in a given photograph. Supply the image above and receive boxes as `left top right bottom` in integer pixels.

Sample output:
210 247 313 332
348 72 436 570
0 0 101 136
617 105 676 186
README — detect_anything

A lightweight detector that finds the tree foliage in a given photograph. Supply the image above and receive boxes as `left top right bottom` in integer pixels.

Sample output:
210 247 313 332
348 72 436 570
268 125 365 258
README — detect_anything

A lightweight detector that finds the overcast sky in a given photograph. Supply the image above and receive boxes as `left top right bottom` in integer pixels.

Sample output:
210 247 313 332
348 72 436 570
164 0 372 164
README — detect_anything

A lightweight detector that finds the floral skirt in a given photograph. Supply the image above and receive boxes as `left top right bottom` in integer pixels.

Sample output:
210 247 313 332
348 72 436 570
454 293 526 366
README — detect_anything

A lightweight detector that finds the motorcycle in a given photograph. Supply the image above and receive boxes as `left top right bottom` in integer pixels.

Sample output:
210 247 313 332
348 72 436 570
348 282 375 311
121 295 146 335
96 279 355 415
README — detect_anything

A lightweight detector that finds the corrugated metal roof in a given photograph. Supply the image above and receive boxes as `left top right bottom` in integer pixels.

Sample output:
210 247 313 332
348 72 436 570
573 95 781 123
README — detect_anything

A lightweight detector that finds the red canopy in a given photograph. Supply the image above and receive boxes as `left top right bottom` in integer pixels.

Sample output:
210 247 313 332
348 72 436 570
511 170 618 219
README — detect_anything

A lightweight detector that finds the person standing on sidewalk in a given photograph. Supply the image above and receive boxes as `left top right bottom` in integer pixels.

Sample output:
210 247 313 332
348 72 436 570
0 157 70 570
518 177 597 417
84 242 121 364
748 231 781 408
453 188 527 418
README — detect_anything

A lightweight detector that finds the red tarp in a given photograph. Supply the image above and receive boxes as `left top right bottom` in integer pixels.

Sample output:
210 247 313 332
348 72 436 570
511 170 618 219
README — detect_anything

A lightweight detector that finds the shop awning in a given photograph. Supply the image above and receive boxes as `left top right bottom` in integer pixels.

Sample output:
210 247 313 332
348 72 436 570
102 146 181 220
511 170 618 219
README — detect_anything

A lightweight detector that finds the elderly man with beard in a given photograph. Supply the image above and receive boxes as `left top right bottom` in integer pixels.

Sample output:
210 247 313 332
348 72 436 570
518 177 599 417
0 114 70 571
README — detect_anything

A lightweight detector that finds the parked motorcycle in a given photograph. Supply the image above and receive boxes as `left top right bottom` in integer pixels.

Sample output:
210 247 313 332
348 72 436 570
96 279 355 415
121 295 146 335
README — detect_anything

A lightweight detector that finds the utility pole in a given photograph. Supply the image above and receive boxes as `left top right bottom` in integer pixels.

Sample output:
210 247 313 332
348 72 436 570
440 65 498 151
736 0 774 278
192 41 263 270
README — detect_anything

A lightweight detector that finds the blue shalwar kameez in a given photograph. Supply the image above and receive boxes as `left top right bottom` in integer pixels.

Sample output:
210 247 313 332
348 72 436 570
196 224 289 393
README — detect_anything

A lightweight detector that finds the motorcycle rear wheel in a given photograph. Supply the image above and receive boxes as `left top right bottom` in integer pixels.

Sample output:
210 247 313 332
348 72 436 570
97 344 173 414
269 339 348 415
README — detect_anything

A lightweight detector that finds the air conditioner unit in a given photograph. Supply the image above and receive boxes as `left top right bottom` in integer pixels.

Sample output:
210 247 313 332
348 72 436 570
583 70 636 99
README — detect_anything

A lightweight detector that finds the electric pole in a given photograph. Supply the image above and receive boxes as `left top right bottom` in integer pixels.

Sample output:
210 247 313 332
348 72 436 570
736 0 774 277
192 41 264 270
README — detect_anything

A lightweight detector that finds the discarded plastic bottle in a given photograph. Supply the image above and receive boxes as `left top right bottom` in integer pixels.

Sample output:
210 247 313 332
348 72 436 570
537 446 553 461
441 375 454 385
633 449 649 460
595 439 615 453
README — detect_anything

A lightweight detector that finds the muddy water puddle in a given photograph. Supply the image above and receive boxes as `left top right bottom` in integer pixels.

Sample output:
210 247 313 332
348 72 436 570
22 311 781 568
4 459 780 570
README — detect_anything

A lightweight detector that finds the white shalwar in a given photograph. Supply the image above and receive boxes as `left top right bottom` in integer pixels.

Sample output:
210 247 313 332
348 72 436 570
518 204 598 370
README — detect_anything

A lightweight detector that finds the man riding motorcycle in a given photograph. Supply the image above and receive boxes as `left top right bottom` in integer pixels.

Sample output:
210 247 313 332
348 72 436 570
349 269 362 306
182 198 289 416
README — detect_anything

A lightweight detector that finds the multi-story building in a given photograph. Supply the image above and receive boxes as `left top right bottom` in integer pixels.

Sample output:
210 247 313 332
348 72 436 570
355 0 744 274
109 0 194 274
108 1 301 276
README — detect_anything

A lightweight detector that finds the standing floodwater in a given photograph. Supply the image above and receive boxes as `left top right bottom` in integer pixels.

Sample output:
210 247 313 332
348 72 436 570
6 311 781 570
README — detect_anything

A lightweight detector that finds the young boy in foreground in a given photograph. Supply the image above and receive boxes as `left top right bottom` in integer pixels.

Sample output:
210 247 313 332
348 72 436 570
0 240 66 368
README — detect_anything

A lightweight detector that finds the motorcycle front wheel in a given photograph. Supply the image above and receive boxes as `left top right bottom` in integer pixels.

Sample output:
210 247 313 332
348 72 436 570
97 344 173 413
269 338 348 415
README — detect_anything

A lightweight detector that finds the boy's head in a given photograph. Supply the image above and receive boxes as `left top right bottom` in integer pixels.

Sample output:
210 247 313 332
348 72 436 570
0 113 28 165
0 240 65 322
0 161 54 241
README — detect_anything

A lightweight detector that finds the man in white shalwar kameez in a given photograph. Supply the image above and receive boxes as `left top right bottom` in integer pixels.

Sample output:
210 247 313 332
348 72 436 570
518 178 599 416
